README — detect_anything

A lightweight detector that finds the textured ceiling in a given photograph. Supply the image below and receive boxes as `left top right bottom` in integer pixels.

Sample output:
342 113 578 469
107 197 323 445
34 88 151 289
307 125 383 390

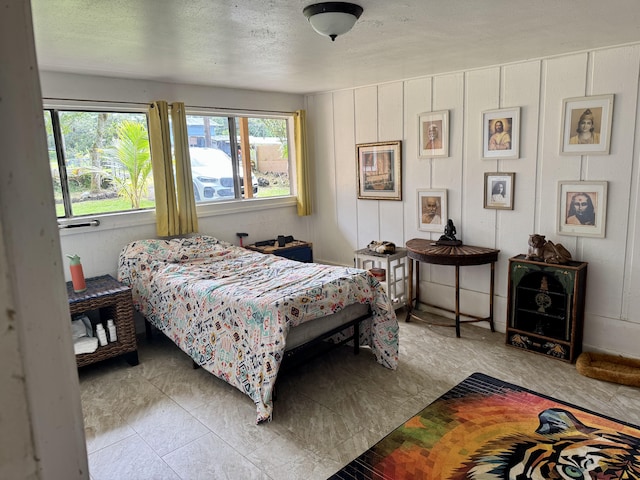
31 0 640 95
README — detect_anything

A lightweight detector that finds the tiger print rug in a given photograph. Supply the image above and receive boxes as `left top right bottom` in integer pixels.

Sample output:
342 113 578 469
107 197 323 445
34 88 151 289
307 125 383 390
330 372 640 479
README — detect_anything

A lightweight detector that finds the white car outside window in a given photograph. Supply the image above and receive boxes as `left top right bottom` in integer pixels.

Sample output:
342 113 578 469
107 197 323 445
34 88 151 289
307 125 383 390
189 147 257 202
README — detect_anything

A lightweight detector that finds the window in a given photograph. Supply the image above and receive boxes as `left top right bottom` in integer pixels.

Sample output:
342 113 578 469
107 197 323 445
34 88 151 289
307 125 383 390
46 106 294 221
186 113 292 203
45 109 154 218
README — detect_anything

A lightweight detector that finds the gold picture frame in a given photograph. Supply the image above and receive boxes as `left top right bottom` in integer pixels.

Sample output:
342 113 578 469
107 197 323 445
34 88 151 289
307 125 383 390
356 141 402 200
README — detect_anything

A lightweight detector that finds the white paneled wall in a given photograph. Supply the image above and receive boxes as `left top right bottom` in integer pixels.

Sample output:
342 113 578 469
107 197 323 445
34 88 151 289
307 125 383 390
333 90 359 265
306 44 640 359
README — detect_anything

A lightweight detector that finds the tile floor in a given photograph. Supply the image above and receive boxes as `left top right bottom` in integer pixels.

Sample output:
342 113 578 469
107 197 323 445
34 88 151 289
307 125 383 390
80 308 640 479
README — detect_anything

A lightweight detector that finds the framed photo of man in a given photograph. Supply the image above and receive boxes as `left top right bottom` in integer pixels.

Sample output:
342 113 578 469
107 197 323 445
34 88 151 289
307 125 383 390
417 189 448 232
560 95 614 155
418 110 449 158
557 181 608 238
482 108 520 160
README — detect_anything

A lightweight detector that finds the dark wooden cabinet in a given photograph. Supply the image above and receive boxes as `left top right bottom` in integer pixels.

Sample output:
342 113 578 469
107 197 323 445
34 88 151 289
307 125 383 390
506 255 587 363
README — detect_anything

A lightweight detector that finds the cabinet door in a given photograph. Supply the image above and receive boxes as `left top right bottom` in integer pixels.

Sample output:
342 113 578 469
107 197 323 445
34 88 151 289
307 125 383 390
510 262 575 341
278 246 312 263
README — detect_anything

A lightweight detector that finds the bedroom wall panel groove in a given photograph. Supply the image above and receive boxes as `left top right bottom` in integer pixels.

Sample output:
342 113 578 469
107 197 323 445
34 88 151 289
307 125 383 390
582 46 640 321
377 82 405 248
333 90 359 267
622 52 640 322
355 86 381 249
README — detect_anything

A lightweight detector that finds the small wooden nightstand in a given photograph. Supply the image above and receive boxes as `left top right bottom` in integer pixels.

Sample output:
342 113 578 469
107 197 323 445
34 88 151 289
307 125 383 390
67 274 138 367
245 240 313 263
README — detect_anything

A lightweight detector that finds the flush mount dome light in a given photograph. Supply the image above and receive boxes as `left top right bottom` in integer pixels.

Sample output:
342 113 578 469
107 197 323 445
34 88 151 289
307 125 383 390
303 2 363 42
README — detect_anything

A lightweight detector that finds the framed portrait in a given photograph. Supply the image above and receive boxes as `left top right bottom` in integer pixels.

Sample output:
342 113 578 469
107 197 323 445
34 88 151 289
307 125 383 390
418 110 449 158
557 181 608 237
484 172 515 210
417 189 448 232
561 95 614 155
482 108 520 160
356 141 402 200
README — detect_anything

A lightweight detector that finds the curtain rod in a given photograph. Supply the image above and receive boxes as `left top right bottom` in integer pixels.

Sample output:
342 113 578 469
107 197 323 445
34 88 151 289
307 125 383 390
42 97 295 115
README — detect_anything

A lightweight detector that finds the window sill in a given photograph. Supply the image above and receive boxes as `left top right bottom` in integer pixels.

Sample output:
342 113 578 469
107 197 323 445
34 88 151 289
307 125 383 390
58 209 156 236
196 195 297 217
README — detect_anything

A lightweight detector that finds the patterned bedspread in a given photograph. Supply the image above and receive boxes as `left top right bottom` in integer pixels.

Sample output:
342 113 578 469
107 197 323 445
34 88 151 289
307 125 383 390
118 236 399 423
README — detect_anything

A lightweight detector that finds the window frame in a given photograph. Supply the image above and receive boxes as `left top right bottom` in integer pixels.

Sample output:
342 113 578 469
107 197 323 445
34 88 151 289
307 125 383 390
44 100 298 232
184 107 297 205
45 102 155 222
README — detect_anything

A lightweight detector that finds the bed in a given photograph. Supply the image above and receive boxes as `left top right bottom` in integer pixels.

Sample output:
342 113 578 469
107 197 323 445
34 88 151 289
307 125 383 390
117 235 399 423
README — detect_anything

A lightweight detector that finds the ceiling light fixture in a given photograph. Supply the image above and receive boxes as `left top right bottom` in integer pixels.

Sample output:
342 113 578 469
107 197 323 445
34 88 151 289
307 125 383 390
303 2 363 42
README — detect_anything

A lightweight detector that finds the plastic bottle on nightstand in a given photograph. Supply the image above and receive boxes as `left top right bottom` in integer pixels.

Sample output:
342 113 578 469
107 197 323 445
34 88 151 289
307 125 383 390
66 254 87 293
95 324 108 347
106 319 117 343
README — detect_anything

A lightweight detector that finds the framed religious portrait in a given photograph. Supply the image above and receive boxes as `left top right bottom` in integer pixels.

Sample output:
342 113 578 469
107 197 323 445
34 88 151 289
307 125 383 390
418 110 449 158
561 95 613 155
482 108 520 160
417 189 448 232
356 141 402 200
484 172 515 210
557 181 608 237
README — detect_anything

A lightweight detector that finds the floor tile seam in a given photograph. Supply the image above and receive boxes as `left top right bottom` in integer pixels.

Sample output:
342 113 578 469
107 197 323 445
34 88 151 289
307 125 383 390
366 359 439 388
118 391 196 426
85 428 138 457
220 426 308 480
237 444 286 480
159 429 229 462
125 403 213 457
174 409 281 461
142 361 197 385
296 388 363 433
87 433 180 480
319 408 392 449
142 374 212 413
275 393 359 446
332 382 416 412
108 375 175 411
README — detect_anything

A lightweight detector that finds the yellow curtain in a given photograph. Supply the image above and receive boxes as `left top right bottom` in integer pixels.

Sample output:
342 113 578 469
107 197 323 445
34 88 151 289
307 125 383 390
171 102 199 234
294 109 312 216
148 101 178 237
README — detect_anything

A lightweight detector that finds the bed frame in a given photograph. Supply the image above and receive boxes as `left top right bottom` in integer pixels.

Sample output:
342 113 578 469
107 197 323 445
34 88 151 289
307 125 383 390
144 306 370 371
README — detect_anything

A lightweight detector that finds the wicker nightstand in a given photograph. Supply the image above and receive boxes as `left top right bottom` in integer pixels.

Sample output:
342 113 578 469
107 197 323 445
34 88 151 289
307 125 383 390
67 274 138 367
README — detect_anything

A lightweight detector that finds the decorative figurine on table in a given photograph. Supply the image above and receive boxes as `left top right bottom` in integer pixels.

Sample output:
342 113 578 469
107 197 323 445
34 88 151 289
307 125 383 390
524 233 572 264
436 219 462 246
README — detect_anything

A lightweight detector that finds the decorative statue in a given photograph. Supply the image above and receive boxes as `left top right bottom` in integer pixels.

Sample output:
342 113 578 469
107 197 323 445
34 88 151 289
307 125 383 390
436 219 462 246
443 219 456 239
525 234 572 264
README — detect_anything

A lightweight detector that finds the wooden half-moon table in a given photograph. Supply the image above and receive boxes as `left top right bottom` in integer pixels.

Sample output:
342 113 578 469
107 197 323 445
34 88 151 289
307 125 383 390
405 238 500 337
